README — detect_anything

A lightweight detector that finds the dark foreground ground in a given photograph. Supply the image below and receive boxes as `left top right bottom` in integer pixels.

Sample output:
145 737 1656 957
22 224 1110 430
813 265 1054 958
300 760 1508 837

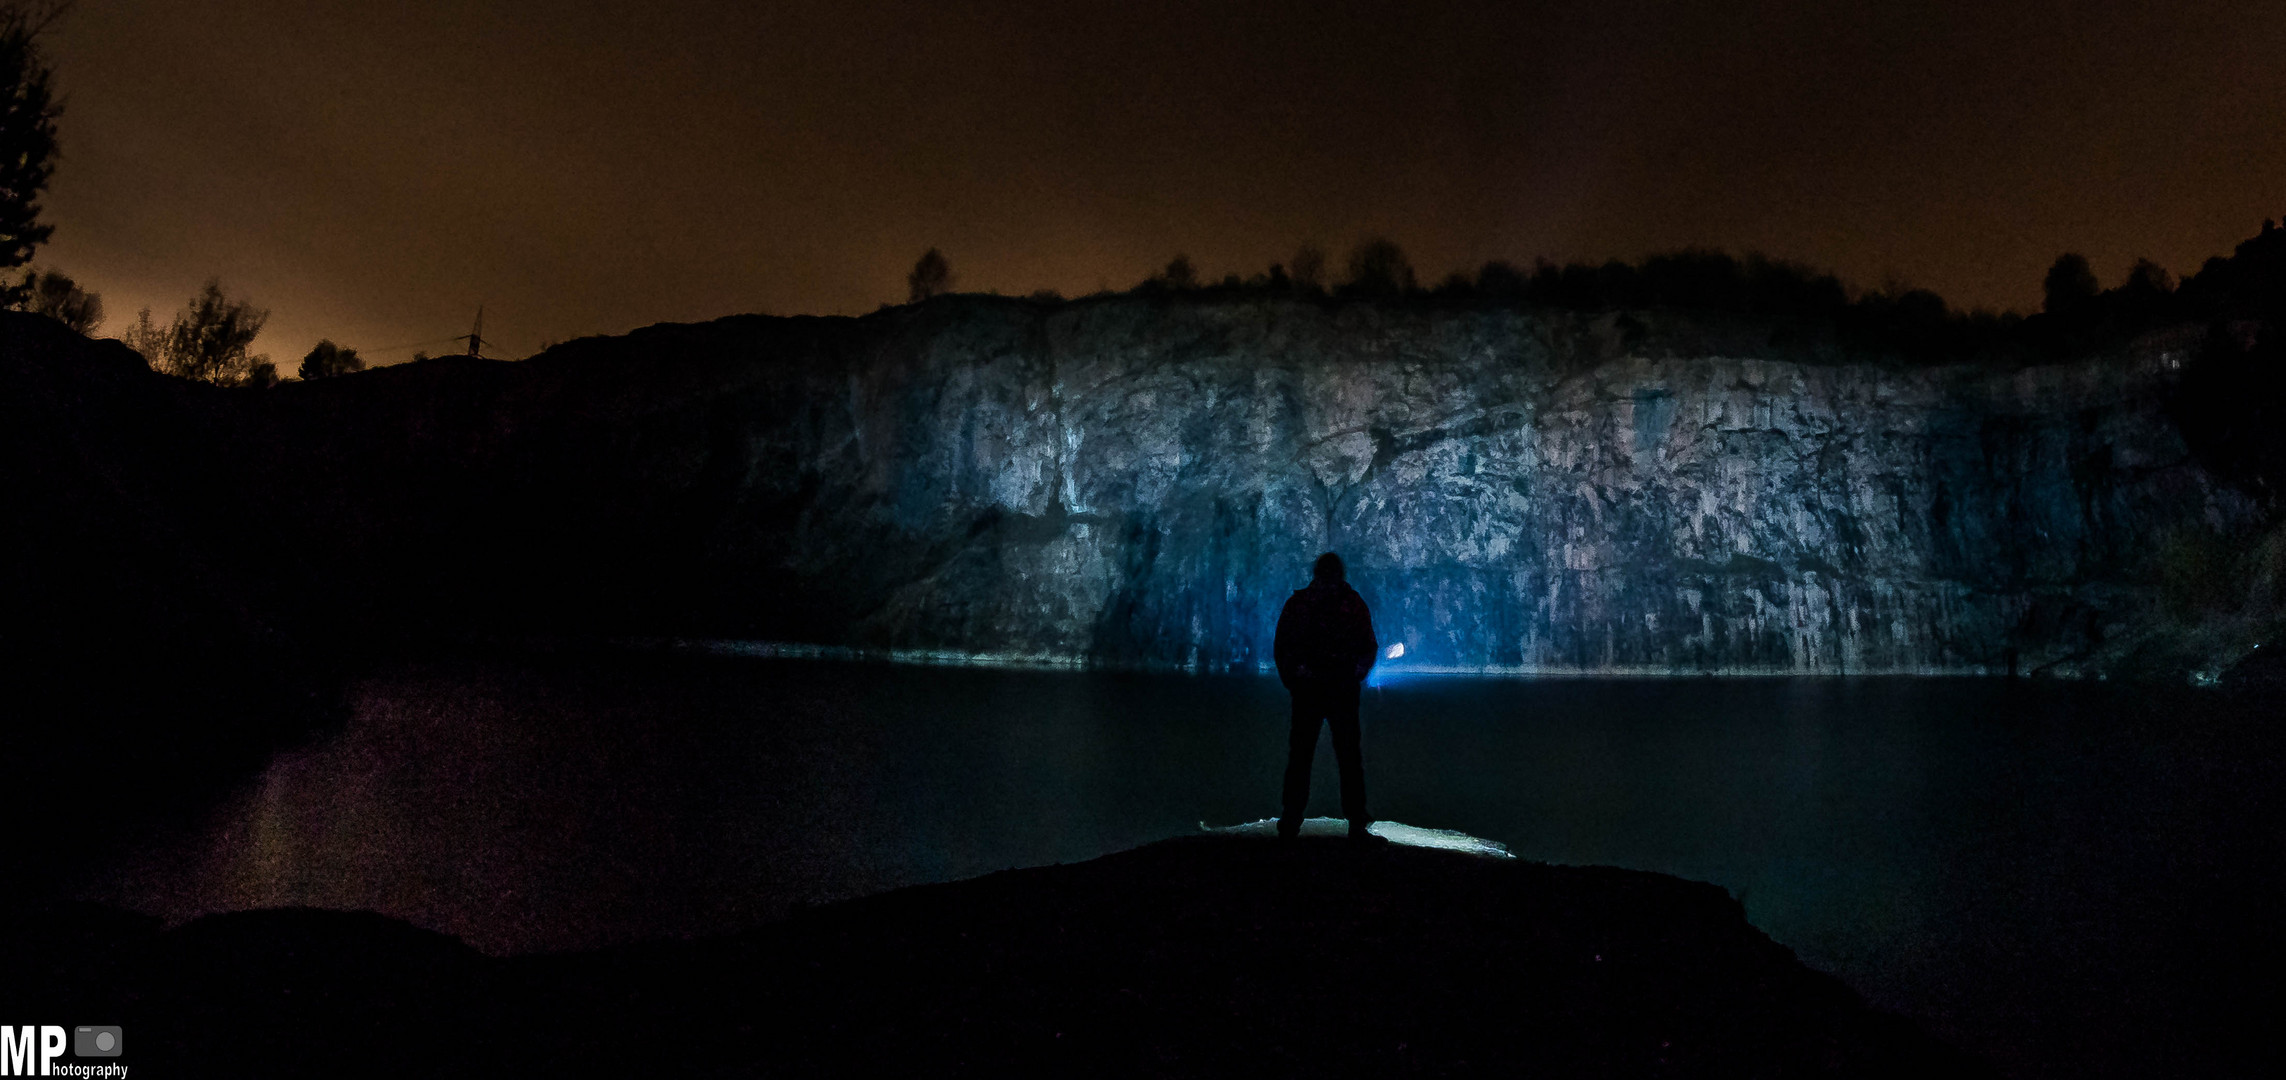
2 834 1984 1078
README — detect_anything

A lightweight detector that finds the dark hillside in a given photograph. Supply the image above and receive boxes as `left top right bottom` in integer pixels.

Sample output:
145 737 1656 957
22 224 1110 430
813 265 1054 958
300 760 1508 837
2 835 1994 1078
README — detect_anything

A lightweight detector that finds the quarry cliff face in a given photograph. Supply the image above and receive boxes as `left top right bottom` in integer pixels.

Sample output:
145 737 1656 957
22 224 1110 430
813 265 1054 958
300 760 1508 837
10 299 2258 678
590 297 2247 676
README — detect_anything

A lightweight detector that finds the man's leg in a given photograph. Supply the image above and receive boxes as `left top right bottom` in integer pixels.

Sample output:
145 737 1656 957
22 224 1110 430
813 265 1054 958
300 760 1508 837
1280 686 1321 837
1327 682 1369 833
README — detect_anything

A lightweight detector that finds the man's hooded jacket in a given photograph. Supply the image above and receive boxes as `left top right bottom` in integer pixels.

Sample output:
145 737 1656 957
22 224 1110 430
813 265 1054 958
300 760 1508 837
1273 579 1378 687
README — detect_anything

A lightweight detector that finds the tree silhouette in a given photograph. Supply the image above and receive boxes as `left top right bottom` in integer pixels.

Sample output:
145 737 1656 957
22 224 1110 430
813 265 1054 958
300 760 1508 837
298 338 365 380
1431 271 1474 296
1475 260 1527 297
2177 218 2286 324
1342 238 1416 297
130 279 272 387
907 248 952 303
1289 245 1327 294
6 264 98 332
2121 257 2175 297
2109 257 2179 330
1159 254 1198 290
2042 253 2100 317
0 1 64 301
120 305 159 359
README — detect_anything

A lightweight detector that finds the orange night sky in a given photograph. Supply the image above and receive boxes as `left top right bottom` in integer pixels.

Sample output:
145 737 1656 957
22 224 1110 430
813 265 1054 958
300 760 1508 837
29 0 2286 366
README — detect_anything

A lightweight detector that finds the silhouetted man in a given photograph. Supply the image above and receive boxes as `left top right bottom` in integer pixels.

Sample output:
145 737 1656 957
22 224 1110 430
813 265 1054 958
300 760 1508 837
1273 552 1379 841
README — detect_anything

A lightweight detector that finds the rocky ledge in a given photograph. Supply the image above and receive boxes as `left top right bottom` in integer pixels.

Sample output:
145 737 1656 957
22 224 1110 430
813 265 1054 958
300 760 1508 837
4 834 1986 1077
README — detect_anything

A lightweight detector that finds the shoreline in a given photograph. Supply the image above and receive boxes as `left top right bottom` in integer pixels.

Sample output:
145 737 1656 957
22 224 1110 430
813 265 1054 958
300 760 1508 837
626 635 2030 678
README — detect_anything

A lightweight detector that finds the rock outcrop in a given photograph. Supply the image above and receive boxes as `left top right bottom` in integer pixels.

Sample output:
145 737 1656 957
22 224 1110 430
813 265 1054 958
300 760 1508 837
1 836 1991 1077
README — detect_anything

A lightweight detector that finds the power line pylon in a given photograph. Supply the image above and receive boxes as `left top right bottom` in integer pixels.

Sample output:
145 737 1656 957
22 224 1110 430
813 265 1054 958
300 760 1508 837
456 305 488 359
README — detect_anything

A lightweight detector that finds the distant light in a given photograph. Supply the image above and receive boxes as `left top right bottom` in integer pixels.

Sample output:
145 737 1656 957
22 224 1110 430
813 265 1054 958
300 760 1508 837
1387 643 1404 659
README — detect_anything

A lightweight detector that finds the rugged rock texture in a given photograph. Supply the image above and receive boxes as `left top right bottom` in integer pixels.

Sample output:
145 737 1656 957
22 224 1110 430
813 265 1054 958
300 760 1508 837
731 300 2253 676
4 300 2273 678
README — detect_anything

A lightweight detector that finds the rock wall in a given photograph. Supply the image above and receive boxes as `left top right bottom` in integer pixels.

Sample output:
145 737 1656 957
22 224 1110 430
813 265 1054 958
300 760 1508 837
8 300 2262 677
593 298 2247 675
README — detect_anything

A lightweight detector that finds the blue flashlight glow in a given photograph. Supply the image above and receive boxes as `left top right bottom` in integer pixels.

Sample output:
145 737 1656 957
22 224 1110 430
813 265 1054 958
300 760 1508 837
1366 642 1412 688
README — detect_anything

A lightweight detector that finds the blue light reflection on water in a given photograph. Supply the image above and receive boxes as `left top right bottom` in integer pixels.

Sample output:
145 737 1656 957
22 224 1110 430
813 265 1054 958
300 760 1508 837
1364 667 1411 689
1362 643 1407 687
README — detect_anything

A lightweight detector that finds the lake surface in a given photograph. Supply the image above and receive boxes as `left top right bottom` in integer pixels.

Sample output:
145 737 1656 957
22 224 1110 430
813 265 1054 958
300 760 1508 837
79 654 2285 1078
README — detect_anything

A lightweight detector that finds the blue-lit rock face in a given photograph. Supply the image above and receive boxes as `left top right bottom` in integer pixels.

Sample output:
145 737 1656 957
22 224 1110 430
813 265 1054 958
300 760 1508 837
21 300 2241 678
605 298 2254 677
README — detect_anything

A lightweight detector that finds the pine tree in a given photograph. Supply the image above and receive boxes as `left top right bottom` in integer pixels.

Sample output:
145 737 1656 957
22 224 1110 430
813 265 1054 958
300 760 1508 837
0 2 63 304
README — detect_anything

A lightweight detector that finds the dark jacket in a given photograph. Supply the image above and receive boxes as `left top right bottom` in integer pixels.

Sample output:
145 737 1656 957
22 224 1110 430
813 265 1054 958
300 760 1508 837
1273 579 1378 688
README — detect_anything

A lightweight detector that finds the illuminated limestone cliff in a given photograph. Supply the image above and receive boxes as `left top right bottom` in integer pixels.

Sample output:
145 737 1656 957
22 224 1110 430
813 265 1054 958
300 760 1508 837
668 300 2252 675
5 301 2269 677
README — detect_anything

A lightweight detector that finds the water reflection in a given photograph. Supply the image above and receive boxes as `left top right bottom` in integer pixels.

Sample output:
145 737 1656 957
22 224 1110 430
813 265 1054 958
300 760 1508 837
80 657 2285 1077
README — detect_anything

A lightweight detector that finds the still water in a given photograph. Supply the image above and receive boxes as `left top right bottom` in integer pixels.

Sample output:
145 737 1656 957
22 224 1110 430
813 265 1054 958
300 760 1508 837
84 654 2285 1077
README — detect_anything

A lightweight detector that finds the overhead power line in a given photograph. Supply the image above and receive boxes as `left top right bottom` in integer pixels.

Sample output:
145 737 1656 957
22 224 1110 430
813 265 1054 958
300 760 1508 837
361 335 464 354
